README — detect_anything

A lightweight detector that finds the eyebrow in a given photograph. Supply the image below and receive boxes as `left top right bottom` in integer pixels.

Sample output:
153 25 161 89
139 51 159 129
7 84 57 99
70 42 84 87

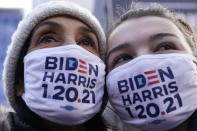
149 33 178 41
79 26 96 36
106 33 178 58
33 21 62 33
107 43 130 58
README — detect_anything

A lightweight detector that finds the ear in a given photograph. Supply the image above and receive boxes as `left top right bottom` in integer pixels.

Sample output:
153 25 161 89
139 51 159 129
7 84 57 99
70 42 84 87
16 80 24 97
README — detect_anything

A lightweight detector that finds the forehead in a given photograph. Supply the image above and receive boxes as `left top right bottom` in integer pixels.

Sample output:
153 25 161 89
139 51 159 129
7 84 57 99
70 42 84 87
108 16 185 50
34 16 89 31
30 15 98 43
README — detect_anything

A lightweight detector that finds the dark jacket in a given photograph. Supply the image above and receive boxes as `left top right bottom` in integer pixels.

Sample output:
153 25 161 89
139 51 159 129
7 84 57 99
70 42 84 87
0 112 39 131
0 106 39 131
0 105 107 131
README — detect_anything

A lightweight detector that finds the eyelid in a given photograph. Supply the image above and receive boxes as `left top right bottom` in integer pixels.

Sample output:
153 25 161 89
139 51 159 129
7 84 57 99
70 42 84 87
38 33 59 43
76 35 100 56
78 36 96 48
84 33 98 46
154 41 177 51
112 54 132 68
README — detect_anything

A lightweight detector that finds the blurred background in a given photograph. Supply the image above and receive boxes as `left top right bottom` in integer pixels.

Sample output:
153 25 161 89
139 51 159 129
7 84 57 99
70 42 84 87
0 0 197 105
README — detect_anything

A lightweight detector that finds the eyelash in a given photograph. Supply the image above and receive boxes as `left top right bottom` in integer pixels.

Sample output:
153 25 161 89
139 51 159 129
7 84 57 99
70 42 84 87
112 54 132 67
38 33 59 44
155 42 177 52
77 37 95 48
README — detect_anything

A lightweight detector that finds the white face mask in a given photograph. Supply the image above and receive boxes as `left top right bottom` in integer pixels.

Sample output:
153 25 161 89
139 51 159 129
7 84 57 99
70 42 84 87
106 53 197 131
22 45 105 125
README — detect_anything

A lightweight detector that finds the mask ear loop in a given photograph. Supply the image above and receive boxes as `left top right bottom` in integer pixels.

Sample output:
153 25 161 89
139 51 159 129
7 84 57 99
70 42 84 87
103 104 121 130
192 56 197 66
106 103 118 115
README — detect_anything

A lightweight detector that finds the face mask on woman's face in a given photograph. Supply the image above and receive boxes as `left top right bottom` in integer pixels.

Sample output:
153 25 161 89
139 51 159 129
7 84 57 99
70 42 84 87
22 45 105 125
106 53 197 131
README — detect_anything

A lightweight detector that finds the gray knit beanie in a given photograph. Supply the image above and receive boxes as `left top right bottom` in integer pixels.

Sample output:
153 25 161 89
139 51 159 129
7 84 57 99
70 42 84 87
2 0 106 111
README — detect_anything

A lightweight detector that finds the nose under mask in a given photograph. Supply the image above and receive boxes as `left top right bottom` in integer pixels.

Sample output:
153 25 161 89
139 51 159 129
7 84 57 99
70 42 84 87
22 45 106 125
107 53 197 131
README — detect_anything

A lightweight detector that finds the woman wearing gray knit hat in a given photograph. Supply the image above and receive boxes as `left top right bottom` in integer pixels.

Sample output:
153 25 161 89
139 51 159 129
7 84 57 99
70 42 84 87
1 1 107 131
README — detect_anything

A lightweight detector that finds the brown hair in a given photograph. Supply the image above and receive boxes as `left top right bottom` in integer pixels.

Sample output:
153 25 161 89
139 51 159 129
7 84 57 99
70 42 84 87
107 3 197 56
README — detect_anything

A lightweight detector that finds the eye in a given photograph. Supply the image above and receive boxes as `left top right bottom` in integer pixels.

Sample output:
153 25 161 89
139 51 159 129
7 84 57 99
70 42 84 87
156 42 177 52
112 54 132 67
39 34 59 44
77 37 95 47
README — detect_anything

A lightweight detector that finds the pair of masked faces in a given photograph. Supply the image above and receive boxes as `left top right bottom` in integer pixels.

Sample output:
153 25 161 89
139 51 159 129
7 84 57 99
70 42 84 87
22 16 197 130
